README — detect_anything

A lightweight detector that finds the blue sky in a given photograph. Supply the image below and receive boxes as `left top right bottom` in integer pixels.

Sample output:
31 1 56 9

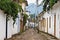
26 3 43 15
26 0 43 15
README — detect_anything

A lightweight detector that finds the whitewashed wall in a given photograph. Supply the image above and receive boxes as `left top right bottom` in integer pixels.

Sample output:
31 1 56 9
7 17 13 38
58 7 60 39
48 14 54 35
13 12 20 34
0 10 6 40
43 12 54 35
58 6 60 38
7 16 19 38
44 18 47 32
43 1 60 38
17 12 20 33
22 3 26 11
38 17 41 31
38 1 60 39
0 10 21 40
51 1 60 38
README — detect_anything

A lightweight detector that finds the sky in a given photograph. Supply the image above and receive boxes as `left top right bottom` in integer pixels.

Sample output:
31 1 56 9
26 0 43 15
27 0 43 5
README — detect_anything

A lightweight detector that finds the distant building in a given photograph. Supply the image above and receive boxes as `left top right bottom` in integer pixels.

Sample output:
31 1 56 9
0 0 22 40
20 0 28 32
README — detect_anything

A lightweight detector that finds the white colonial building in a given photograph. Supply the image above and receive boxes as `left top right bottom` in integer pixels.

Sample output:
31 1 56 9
0 10 6 40
38 1 60 39
0 10 21 40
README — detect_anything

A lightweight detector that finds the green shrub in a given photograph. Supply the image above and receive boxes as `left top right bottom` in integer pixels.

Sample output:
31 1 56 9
23 14 28 26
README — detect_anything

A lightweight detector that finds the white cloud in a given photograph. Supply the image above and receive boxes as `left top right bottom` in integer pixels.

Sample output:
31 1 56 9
38 0 43 5
27 0 36 4
27 0 43 5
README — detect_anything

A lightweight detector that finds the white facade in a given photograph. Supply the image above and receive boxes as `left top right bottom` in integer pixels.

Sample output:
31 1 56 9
7 12 21 38
40 1 60 39
22 3 26 11
43 12 54 35
0 10 6 40
0 10 21 40
7 17 13 38
13 12 21 34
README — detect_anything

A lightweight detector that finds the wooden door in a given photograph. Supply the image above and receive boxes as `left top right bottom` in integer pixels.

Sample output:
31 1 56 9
49 17 51 28
43 18 46 32
54 15 56 36
47 18 48 33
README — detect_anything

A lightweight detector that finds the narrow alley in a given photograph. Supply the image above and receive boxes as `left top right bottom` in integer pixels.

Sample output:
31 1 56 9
7 28 58 40
0 0 60 40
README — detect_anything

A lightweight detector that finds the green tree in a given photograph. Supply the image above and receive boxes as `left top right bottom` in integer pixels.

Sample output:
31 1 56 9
29 14 35 18
0 0 22 25
19 0 25 3
23 14 28 26
43 0 58 11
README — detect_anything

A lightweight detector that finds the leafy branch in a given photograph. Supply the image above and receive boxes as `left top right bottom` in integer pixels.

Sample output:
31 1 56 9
43 0 58 11
23 14 28 26
0 0 22 25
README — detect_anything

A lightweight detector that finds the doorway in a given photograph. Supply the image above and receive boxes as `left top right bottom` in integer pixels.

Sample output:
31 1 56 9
54 15 56 36
47 18 48 33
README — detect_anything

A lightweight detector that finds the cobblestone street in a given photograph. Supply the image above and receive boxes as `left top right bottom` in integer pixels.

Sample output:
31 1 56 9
7 28 59 40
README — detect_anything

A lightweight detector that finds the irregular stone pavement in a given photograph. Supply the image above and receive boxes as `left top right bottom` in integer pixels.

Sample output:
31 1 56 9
7 28 59 40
